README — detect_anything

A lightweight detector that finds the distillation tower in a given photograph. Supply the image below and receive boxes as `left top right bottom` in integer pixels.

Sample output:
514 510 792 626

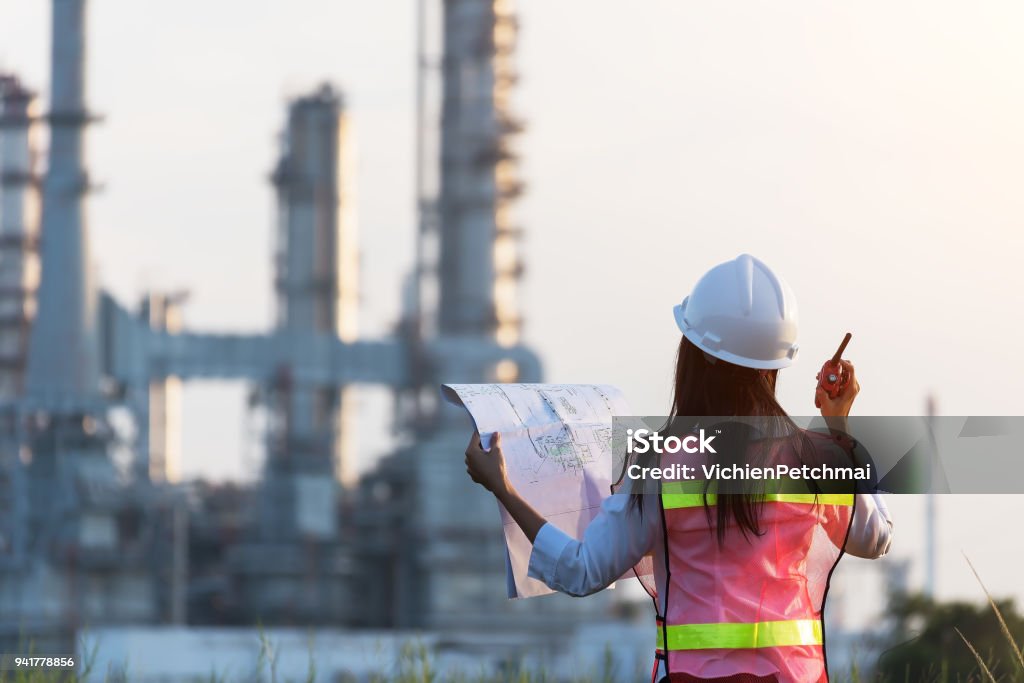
0 75 41 400
26 0 101 406
0 74 41 615
354 0 612 637
225 85 358 625
435 0 524 345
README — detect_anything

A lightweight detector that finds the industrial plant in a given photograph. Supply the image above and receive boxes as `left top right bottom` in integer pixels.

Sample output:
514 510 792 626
0 2 921 680
0 0 626 669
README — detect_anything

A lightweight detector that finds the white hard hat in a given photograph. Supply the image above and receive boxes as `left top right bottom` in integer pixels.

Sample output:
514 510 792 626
673 254 799 370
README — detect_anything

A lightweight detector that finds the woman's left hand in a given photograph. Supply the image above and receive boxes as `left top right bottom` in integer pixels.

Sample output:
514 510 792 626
465 431 511 495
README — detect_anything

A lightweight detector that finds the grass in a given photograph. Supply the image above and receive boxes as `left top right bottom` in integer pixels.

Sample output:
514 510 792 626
962 553 1024 677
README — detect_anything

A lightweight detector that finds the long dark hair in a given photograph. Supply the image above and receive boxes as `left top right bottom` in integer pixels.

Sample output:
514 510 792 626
672 336 793 543
668 336 785 419
627 336 796 544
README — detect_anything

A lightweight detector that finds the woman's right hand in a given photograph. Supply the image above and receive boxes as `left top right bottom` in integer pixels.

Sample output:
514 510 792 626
816 360 860 418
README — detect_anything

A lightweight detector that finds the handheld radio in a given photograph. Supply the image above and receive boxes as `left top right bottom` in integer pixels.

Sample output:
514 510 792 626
815 332 852 407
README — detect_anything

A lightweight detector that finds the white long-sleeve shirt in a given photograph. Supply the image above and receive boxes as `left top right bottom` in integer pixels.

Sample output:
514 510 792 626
527 492 893 680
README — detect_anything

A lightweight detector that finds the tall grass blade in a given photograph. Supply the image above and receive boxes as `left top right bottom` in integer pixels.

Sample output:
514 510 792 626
963 551 1024 674
955 627 997 683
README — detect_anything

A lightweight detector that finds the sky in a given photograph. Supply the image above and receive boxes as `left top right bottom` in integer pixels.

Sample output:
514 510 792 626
1 0 1023 611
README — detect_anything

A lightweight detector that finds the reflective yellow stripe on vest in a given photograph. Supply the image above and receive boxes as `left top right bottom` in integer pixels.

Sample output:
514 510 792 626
663 619 823 650
661 481 854 510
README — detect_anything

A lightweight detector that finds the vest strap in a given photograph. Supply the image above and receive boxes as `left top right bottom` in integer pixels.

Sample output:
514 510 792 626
660 481 853 510
662 492 854 509
662 619 823 650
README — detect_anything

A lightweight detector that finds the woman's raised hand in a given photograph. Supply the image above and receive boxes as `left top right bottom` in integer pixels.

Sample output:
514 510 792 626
816 360 860 418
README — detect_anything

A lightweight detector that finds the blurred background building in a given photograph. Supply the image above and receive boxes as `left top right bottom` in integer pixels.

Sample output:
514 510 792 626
0 0 915 679
0 0 624 674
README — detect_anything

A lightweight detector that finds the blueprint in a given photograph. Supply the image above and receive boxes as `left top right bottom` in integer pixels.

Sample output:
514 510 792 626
441 383 631 598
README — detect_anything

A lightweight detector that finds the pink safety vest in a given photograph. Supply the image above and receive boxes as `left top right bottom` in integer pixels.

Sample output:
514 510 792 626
638 430 855 682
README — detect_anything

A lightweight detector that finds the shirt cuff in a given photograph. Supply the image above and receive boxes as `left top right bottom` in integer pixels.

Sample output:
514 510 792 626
527 522 574 585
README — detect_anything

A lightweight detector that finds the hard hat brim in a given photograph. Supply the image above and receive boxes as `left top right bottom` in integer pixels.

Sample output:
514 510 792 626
674 300 797 371
672 301 688 334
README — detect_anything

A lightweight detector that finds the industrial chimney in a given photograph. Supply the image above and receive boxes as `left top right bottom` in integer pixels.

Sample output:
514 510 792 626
25 0 101 406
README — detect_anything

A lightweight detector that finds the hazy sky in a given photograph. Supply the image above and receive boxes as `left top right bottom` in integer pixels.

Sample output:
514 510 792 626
1 0 1022 609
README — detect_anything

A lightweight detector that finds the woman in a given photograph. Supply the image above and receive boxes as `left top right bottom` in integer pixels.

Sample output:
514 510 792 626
464 254 893 683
